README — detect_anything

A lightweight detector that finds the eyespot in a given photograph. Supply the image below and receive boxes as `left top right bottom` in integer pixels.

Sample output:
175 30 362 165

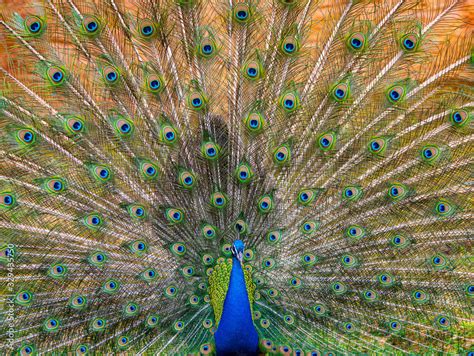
210 192 228 209
102 66 119 84
161 124 178 145
390 234 410 248
289 277 302 288
140 268 157 283
331 281 348 295
200 343 213 355
331 82 350 102
18 344 36 355
421 144 441 164
386 85 405 103
235 162 253 184
233 4 251 23
165 208 184 224
82 15 101 35
279 91 300 112
435 315 451 330
411 291 430 307
368 137 388 156
116 335 130 349
243 249 255 261
281 36 300 55
130 240 148 254
378 273 395 287
197 37 218 58
181 265 195 278
48 263 67 279
279 345 293 355
123 302 140 317
174 320 185 331
345 225 366 241
83 213 103 229
298 188 320 206
201 141 220 160
25 15 44 35
266 229 282 244
313 303 328 317
44 177 67 194
430 253 448 270
362 289 378 302
1 191 16 209
242 59 263 80
341 254 358 268
127 204 146 219
343 322 355 333
301 253 317 266
273 144 291 164
400 33 419 52
15 290 33 306
257 195 273 213
164 285 178 298
435 198 455 217
449 109 470 127
262 258 276 270
102 279 120 294
146 73 164 94
188 91 207 110
202 319 213 328
347 32 366 51
201 224 217 239
260 319 270 328
75 344 89 355
64 116 85 135
16 128 36 146
43 318 60 332
69 294 87 310
388 183 408 201
1 244 16 262
178 170 196 189
47 66 66 85
140 161 159 180
90 318 106 332
88 251 107 267
300 220 319 235
234 218 249 234
91 164 112 182
188 295 200 306
170 242 186 257
114 118 134 137
138 19 156 38
243 111 265 133
222 243 232 256
146 314 159 328
318 131 337 151
261 339 273 350
202 254 214 266
342 185 362 202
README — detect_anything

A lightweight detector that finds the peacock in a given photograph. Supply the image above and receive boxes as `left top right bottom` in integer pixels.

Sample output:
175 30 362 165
0 0 472 354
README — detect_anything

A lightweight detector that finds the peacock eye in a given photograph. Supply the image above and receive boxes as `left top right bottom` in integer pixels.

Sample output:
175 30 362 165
347 32 366 51
279 91 300 112
83 16 101 35
400 33 419 52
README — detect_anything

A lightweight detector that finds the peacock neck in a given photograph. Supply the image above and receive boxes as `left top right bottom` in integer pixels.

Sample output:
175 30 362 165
214 255 259 355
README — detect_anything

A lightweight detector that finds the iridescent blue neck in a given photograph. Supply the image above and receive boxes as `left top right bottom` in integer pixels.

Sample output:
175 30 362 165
214 255 259 355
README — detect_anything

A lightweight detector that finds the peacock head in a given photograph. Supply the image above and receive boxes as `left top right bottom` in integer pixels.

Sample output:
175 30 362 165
232 239 245 261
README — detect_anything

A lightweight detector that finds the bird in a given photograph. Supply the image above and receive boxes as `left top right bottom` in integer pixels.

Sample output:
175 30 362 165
0 0 472 354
